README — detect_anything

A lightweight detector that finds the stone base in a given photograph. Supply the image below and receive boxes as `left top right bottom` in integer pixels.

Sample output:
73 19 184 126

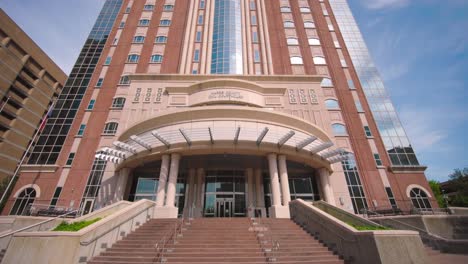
153 206 178 218
269 205 290 218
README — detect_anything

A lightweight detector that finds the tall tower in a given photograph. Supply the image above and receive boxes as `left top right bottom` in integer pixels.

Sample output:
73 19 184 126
3 0 435 217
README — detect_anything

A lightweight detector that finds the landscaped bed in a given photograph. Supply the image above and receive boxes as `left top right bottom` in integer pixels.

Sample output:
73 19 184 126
346 221 391 231
53 218 101 231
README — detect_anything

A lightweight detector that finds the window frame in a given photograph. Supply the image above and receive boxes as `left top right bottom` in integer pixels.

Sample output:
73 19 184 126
103 122 119 135
150 54 163 63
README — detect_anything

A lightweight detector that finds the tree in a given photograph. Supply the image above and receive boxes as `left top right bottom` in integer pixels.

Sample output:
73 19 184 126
448 167 468 207
429 180 446 208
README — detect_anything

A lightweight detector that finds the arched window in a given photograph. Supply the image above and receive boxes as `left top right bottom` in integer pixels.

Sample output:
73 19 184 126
103 122 119 135
283 21 295 28
163 4 174 11
280 6 291 12
290 56 303 65
300 7 311 13
286 38 299 45
410 188 432 210
133 36 145 43
138 19 150 26
332 124 347 136
325 99 340 110
304 21 315 28
321 78 333 87
144 5 154 11
10 188 36 215
155 36 168 43
160 19 171 26
150 54 163 63
111 97 126 109
127 54 140 63
313 56 326 65
308 38 320 46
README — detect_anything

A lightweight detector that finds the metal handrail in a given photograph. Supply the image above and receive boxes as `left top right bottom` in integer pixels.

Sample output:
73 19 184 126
154 219 185 263
251 217 280 263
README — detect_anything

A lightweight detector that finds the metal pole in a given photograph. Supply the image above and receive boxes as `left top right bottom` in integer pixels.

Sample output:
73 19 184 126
0 100 55 208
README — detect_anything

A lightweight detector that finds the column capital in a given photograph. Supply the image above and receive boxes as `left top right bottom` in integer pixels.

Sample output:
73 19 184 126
278 154 287 161
171 153 181 160
267 153 277 160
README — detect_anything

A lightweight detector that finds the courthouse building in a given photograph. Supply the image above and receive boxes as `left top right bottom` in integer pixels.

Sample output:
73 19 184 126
2 0 436 218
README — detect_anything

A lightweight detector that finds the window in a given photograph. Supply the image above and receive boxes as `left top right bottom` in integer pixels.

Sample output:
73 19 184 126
112 38 118 45
119 21 125 28
196 31 202 42
252 32 258 43
66 153 75 166
325 99 339 110
321 78 333 87
150 54 163 63
138 19 150 26
254 50 260 63
193 49 200 62
300 7 311 13
364 126 372 137
328 24 334 31
373 153 383 166
385 187 398 208
192 69 198 74
283 21 295 28
103 122 118 135
348 79 356 89
144 5 154 11
198 15 204 25
127 54 140 63
287 38 299 45
410 188 432 210
251 15 257 25
125 7 131 13
334 41 340 48
119 75 130 85
304 21 315 28
155 36 167 43
133 36 145 43
164 5 174 11
280 6 291 12
10 188 36 215
50 187 62 207
313 56 326 65
341 59 347 67
332 124 347 136
200 0 205 9
308 38 320 46
290 56 303 65
87 99 96 110
77 124 86 136
104 56 112 65
342 156 368 214
96 78 104 87
250 0 256 10
112 97 126 109
160 19 171 26
355 100 364 112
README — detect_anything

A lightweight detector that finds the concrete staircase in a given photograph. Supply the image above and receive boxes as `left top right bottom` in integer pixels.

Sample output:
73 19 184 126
88 218 343 264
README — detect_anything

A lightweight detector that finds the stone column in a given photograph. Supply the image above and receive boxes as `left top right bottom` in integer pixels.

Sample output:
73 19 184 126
246 168 254 217
165 153 181 207
155 155 170 207
278 155 291 206
195 168 205 217
186 168 196 216
255 169 265 208
319 168 336 205
268 154 282 207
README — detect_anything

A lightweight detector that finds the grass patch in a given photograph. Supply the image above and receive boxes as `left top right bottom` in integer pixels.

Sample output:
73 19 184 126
347 222 391 231
53 218 101 232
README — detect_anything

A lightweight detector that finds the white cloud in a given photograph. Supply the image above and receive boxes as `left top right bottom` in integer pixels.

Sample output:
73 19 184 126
361 0 410 9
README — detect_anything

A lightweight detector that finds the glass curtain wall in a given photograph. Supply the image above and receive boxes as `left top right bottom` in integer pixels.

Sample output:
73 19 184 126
210 0 243 74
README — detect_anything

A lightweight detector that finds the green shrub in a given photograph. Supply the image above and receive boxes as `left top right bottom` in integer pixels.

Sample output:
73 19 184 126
53 218 101 231
346 222 391 231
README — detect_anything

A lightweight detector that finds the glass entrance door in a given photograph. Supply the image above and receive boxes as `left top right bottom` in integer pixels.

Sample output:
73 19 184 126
216 198 233 217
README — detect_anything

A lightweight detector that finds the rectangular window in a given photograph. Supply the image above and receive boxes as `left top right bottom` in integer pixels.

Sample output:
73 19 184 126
251 15 257 25
250 0 256 10
193 49 200 62
198 15 204 25
49 187 63 207
192 69 198 74
104 56 112 65
144 5 154 11
385 187 398 208
200 0 205 9
96 78 103 87
77 124 86 136
196 31 202 42
364 126 372 137
112 38 118 45
341 59 347 67
163 5 174 11
355 100 364 112
254 50 260 62
374 153 383 166
66 153 75 166
348 79 356 89
252 32 258 43
125 7 131 13
119 21 125 28
87 99 96 110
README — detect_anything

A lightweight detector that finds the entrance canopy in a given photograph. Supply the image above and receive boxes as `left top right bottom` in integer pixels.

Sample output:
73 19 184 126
96 106 350 169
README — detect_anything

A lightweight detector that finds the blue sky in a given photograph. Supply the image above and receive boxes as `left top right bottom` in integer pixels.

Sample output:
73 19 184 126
1 0 466 181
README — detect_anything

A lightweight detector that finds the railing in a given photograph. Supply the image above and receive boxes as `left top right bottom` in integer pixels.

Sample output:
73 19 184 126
27 203 77 218
251 217 280 263
0 210 77 252
153 218 185 263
